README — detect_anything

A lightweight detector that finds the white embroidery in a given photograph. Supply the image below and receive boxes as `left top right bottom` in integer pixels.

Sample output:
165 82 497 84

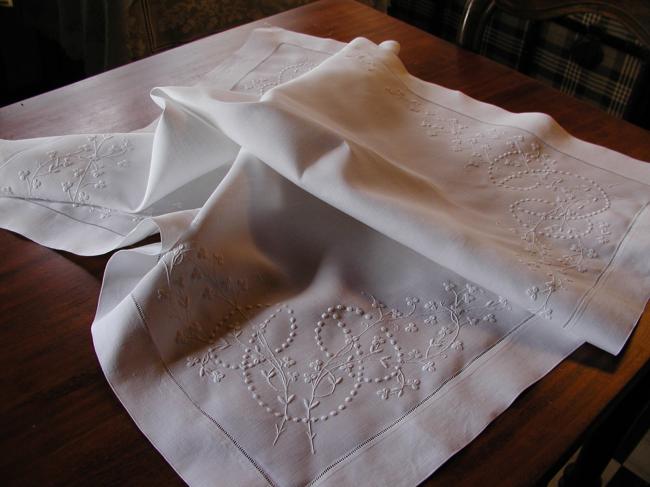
4 134 132 220
345 51 378 72
384 81 613 319
242 59 318 95
475 138 610 317
157 244 511 454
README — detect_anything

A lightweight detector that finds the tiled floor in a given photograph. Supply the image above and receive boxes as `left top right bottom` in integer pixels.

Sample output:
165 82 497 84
548 430 650 486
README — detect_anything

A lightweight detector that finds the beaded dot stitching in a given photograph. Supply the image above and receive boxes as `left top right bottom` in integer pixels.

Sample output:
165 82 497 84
242 59 318 95
383 82 613 320
158 243 511 454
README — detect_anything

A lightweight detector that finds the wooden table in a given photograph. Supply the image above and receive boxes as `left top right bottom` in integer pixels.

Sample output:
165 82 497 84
1 1 648 485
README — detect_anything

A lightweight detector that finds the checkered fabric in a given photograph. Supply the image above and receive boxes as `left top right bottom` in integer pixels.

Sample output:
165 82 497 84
526 17 645 120
477 8 530 69
388 0 649 126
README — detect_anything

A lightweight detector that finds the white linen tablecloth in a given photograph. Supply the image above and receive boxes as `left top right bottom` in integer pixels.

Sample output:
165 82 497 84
2 28 650 487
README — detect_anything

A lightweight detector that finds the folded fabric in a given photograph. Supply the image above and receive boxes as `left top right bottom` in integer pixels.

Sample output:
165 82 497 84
94 148 582 487
3 28 650 487
132 35 650 356
0 29 342 254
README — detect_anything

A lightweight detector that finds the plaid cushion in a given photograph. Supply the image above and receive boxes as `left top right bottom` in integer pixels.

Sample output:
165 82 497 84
389 0 649 125
478 9 529 69
436 0 464 41
528 18 645 119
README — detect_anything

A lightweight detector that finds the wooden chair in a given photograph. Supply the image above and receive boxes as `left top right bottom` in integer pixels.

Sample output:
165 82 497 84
458 0 650 50
456 0 650 127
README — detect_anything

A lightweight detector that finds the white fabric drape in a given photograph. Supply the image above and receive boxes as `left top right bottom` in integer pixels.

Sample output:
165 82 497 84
2 29 649 487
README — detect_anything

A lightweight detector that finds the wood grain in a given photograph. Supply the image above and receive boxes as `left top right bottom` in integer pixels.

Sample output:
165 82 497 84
0 1 648 486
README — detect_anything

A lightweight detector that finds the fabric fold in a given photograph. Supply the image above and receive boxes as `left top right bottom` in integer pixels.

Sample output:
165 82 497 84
148 40 650 354
92 149 583 487
2 27 649 487
0 28 343 255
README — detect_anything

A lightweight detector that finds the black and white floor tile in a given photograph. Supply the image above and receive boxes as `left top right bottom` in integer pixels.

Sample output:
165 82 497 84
549 429 650 486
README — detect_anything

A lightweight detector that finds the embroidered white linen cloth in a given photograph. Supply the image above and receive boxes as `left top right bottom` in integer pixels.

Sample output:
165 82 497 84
0 29 342 254
3 28 650 487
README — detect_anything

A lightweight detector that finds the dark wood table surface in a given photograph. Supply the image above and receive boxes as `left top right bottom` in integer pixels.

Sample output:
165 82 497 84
1 1 648 485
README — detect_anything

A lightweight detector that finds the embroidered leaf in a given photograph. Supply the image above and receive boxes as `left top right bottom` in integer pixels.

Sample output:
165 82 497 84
261 368 276 380
310 400 320 409
422 361 435 372
377 388 390 400
286 394 295 404
318 374 343 397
